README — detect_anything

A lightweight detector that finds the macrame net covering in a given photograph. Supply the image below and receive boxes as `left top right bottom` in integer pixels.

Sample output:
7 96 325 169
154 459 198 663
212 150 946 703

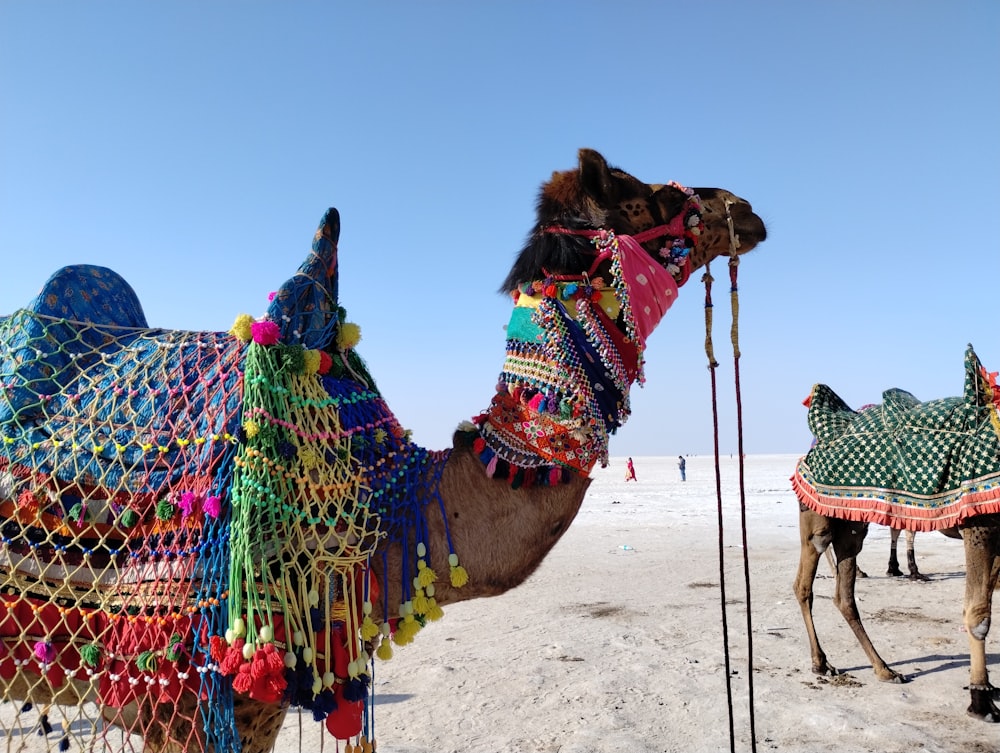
0 209 457 752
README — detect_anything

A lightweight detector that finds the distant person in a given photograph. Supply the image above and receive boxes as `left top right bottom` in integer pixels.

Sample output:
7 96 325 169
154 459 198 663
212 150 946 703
678 455 686 482
625 457 637 482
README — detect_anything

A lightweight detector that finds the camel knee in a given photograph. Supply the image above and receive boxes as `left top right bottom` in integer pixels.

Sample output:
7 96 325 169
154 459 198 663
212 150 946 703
810 529 833 555
969 616 991 642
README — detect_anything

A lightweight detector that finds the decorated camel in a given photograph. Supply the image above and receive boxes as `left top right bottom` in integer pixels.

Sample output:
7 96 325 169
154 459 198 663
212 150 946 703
0 149 766 752
792 346 1000 721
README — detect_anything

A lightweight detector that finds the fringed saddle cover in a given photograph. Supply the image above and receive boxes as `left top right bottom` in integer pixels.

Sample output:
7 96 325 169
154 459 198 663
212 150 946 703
791 345 1000 532
0 209 451 750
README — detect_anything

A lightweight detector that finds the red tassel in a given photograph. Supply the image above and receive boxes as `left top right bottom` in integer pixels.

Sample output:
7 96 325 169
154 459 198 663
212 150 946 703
220 640 246 676
232 664 252 693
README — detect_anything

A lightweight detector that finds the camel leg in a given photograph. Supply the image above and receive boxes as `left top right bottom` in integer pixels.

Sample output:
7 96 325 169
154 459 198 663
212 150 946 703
962 521 1000 721
794 508 840 676
904 529 929 581
829 518 906 683
887 528 904 577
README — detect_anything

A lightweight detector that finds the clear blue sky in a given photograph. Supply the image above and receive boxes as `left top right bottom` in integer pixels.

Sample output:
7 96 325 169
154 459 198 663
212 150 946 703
2 2 998 457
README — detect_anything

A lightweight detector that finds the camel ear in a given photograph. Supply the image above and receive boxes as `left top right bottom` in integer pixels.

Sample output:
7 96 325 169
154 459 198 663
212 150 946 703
578 148 615 204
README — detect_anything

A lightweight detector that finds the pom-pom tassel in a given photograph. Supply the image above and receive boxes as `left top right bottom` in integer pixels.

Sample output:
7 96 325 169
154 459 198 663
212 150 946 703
425 598 445 621
448 553 469 588
412 589 430 615
375 637 393 661
416 560 437 588
359 616 379 642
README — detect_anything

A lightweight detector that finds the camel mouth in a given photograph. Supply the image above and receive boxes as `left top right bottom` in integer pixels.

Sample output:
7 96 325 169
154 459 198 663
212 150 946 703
731 205 767 252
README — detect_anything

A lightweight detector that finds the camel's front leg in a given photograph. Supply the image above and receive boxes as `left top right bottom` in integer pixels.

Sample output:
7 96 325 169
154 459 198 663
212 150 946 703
961 521 1000 722
794 508 838 676
830 519 906 683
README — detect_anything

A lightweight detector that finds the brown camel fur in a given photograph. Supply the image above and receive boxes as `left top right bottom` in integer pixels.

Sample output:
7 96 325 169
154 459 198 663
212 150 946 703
2 149 766 752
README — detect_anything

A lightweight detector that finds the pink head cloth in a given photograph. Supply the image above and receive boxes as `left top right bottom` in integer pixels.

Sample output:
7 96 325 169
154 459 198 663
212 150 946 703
616 234 679 349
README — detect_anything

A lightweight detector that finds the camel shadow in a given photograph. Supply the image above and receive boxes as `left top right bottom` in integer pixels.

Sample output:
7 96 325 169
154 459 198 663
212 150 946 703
373 693 416 705
840 652 1000 680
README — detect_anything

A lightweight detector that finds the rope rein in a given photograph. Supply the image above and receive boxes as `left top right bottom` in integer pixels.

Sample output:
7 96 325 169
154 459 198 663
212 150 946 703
706 199 758 753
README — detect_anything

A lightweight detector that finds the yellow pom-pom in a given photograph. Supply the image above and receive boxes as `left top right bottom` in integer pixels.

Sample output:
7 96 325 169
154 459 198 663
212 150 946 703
412 591 430 615
303 349 322 374
425 598 444 622
243 420 260 439
375 638 394 661
230 313 255 341
337 322 362 350
450 564 469 588
417 562 437 588
360 616 380 642
393 615 419 646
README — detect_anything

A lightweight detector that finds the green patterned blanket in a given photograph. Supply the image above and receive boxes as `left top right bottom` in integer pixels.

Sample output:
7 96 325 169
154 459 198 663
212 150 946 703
791 345 1000 531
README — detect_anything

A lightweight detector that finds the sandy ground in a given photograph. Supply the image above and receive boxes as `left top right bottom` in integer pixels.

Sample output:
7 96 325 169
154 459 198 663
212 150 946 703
6 454 1000 753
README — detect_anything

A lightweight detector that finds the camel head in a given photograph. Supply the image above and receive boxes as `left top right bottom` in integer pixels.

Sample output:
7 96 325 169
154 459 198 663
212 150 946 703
500 147 766 293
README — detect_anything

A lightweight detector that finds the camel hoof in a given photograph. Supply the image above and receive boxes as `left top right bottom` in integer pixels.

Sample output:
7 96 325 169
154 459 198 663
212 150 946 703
878 671 908 684
857 569 869 579
967 708 1000 723
886 567 903 577
908 572 930 582
812 663 840 677
967 687 1000 721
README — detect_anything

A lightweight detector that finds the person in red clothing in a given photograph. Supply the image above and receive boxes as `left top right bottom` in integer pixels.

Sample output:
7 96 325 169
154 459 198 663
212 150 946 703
625 457 637 481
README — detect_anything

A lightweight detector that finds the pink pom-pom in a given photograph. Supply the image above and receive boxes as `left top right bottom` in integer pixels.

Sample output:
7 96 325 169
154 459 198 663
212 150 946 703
34 641 57 664
486 456 498 477
251 320 281 345
179 491 197 518
267 291 277 302
203 495 222 519
549 468 561 485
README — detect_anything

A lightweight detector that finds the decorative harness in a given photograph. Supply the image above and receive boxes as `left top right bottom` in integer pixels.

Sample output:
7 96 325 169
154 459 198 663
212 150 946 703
471 190 704 484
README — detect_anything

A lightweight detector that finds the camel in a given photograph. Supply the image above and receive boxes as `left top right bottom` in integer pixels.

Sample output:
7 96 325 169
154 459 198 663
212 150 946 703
0 148 766 752
792 346 1000 721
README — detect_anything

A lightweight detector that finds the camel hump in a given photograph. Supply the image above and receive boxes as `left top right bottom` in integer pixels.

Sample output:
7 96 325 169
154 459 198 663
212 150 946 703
880 388 922 425
28 263 148 328
266 207 342 350
806 384 857 444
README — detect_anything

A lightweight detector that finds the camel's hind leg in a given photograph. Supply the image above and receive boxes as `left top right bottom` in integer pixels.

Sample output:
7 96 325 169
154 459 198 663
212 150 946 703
961 519 1000 721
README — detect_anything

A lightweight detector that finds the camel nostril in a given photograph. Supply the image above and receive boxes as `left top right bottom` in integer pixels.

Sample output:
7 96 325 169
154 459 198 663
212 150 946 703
550 520 565 537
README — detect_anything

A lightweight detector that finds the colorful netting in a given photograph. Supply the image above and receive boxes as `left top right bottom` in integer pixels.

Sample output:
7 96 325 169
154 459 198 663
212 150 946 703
0 208 460 752
791 345 1000 531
